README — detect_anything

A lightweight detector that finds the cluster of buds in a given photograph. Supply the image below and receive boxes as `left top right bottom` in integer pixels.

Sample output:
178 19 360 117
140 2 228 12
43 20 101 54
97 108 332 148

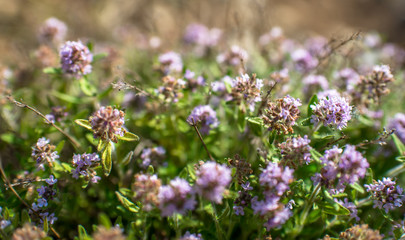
60 40 93 78
365 177 404 213
323 224 382 240
261 95 301 134
230 73 263 112
278 135 312 168
132 174 161 211
31 138 60 170
156 75 186 103
90 106 125 143
358 65 395 105
71 153 101 183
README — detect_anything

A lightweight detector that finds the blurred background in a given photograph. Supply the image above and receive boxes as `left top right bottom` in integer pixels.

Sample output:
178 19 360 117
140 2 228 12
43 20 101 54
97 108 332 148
0 0 405 64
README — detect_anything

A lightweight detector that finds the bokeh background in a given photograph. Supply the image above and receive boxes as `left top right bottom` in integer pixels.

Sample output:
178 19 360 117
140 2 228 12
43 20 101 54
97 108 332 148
1 0 405 64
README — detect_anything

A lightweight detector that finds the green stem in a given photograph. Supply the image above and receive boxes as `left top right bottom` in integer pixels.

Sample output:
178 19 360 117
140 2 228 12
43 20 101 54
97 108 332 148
211 202 224 240
386 164 405 177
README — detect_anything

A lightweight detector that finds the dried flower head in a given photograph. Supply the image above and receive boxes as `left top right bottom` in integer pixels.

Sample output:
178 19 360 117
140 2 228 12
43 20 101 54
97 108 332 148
38 17 67 45
338 224 383 240
279 135 312 167
217 45 249 67
310 96 352 130
230 73 263 112
158 51 183 75
158 177 196 216
262 95 301 134
72 153 101 183
195 161 232 203
187 105 219 135
156 75 186 103
12 223 47 240
365 177 404 213
60 40 93 78
31 137 59 170
359 64 395 105
228 154 253 185
133 174 161 211
90 106 125 143
93 226 126 240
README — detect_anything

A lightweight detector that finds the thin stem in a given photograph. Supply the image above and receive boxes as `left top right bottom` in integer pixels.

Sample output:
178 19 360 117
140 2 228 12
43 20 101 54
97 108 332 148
211 202 224 240
0 158 60 239
7 96 82 151
191 122 214 161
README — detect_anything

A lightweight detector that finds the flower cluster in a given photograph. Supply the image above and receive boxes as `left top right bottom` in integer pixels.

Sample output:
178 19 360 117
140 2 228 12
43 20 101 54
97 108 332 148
388 113 405 143
158 178 196 216
233 182 253 216
279 135 312 167
291 48 318 73
133 174 161 211
38 17 67 44
60 40 93 77
92 226 126 240
302 74 329 97
252 162 294 230
365 177 404 213
262 95 301 134
184 23 222 47
217 45 249 67
30 175 58 226
140 146 166 168
310 96 352 130
179 231 204 240
183 69 205 91
158 51 183 74
156 75 186 103
31 137 59 170
359 64 395 105
90 106 125 143
323 224 383 240
71 153 101 183
313 145 369 193
187 105 219 135
11 224 47 240
195 161 232 203
229 73 263 112
334 68 360 94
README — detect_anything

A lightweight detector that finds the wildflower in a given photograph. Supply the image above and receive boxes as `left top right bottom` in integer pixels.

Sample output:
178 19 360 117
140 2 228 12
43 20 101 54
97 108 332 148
184 23 222 47
310 96 352 130
230 73 263 112
60 40 93 78
93 226 126 240
304 36 329 57
12 224 47 240
31 137 59 170
336 198 360 221
334 68 360 94
45 106 68 123
184 69 205 91
217 45 249 66
388 113 405 143
158 177 196 216
303 75 329 97
338 145 369 186
359 64 395 104
279 135 312 167
38 17 67 44
179 231 204 240
251 196 292 230
133 174 161 211
228 154 253 185
158 51 183 74
156 75 186 103
187 105 219 135
291 48 318 73
72 153 101 183
233 181 253 216
259 26 284 46
211 75 233 93
0 220 10 229
140 147 166 168
365 177 404 213
195 161 232 203
261 95 301 134
259 162 294 197
45 175 58 185
90 106 125 143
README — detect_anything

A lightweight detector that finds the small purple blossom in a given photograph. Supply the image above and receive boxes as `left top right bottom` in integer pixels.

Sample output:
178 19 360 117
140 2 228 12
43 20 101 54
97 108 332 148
158 51 183 74
31 138 59 170
158 178 196 216
291 48 318 73
72 153 101 183
0 220 11 230
365 177 404 213
140 146 166 168
179 231 204 240
338 145 369 185
388 113 405 143
195 161 232 203
259 162 294 197
279 135 312 167
251 196 292 230
45 175 58 185
337 198 360 221
230 73 263 112
184 23 222 47
184 69 205 91
217 45 249 66
334 68 360 94
304 36 329 57
60 40 92 78
310 96 352 130
38 17 67 44
187 105 219 135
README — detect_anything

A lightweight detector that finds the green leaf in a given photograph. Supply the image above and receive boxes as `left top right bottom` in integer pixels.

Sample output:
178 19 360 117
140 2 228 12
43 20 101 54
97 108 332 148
317 201 350 216
98 213 112 229
117 131 140 142
307 94 319 117
237 108 246 132
246 117 264 126
43 67 62 75
121 151 134 165
187 164 196 180
392 134 405 155
101 142 112 176
43 217 49 233
75 119 92 131
307 208 322 223
147 165 154 175
97 139 109 152
396 156 405 162
52 91 83 104
247 117 263 136
115 191 140 213
350 182 365 194
268 130 277 144
78 225 88 240
93 52 108 62
79 77 97 96
21 209 31 223
55 140 65 153
310 149 323 163
3 207 9 219
300 117 312 126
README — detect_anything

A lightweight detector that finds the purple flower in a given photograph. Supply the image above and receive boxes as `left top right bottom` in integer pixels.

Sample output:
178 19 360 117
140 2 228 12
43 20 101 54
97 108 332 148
38 17 67 44
291 48 318 73
230 74 263 112
31 138 59 170
217 45 249 66
90 106 125 143
303 75 329 96
304 36 329 57
259 162 294 197
279 135 312 167
336 198 359 221
310 96 352 130
338 145 369 185
195 161 232 203
0 220 11 230
158 51 183 74
72 153 101 183
187 105 219 135
45 106 68 124
184 23 222 47
158 178 196 216
211 75 233 93
183 69 205 91
334 68 360 94
133 174 161 211
365 177 404 213
251 196 292 230
140 146 166 168
388 113 405 143
45 175 58 185
179 231 204 240
60 40 92 78
317 89 341 99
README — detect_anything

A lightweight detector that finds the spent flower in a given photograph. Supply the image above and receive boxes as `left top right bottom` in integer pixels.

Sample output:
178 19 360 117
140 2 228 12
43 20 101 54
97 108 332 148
90 106 125 143
31 137 59 170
